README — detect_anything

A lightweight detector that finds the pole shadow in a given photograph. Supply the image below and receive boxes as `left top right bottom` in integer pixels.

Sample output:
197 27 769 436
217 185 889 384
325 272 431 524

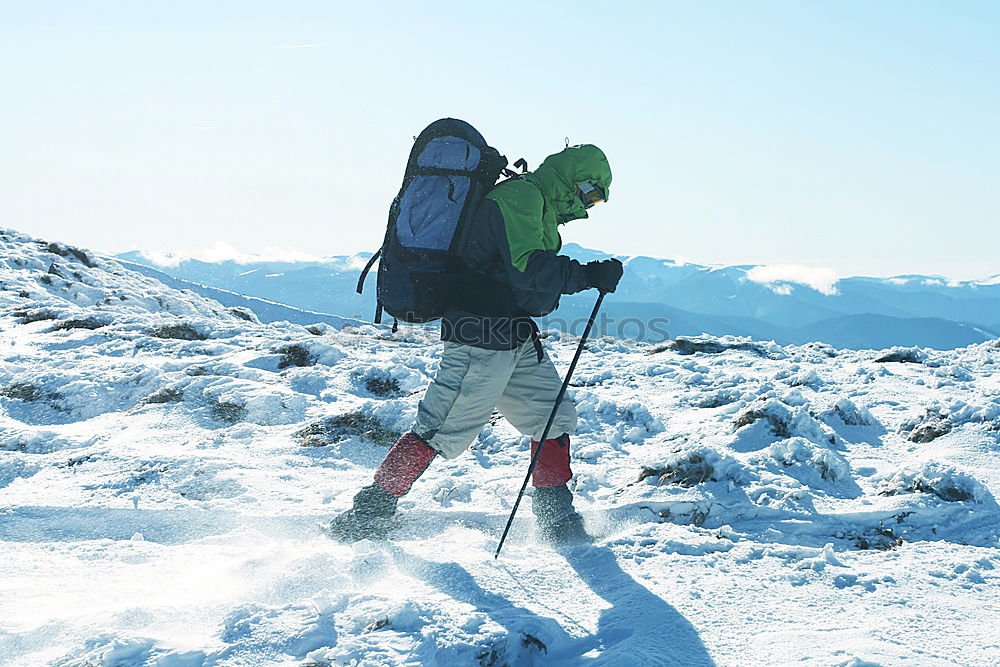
386 544 715 666
386 544 598 663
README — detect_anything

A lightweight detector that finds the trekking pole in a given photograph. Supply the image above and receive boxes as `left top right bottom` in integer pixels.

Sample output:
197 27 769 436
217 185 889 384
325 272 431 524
494 290 607 559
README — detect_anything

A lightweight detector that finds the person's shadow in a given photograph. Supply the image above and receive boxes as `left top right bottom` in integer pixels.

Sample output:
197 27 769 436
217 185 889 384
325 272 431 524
387 544 714 666
562 546 714 666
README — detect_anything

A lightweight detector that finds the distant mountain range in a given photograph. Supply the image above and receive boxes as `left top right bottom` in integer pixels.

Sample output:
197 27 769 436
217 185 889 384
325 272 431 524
116 244 1000 349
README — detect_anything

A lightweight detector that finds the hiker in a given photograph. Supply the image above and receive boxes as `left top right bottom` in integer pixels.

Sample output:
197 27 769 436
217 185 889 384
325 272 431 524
331 141 622 545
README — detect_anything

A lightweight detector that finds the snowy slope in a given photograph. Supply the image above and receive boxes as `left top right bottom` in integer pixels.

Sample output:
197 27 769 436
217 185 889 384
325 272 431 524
114 249 377 322
115 259 364 330
3 228 1000 666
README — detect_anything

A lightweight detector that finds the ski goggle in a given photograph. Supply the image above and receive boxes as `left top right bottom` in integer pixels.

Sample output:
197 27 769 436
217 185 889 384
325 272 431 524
576 182 606 209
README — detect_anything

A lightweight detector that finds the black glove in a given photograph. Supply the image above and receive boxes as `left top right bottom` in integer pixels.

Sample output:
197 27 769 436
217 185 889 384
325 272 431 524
584 258 623 293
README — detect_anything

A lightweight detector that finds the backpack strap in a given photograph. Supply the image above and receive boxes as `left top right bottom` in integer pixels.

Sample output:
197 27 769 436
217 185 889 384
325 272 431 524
500 158 525 179
499 157 528 181
356 249 382 295
520 315 543 363
357 249 385 324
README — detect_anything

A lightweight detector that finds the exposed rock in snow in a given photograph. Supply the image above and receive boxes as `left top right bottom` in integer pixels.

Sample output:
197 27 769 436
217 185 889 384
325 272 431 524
649 336 770 358
899 409 954 443
875 346 928 364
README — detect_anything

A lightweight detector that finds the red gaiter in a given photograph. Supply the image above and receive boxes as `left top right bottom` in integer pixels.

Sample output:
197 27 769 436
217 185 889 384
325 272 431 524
531 433 573 488
374 432 436 497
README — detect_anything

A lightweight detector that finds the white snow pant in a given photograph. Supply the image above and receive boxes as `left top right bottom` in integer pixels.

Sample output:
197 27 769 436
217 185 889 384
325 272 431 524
412 340 578 459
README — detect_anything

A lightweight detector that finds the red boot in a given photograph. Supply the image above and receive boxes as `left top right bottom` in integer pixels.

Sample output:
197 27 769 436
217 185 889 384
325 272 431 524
328 432 436 542
530 434 589 545
374 431 437 497
530 433 572 488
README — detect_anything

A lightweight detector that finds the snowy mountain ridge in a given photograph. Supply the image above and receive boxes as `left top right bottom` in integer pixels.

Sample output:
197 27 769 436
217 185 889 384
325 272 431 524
114 258 364 330
2 227 1000 665
116 243 1000 350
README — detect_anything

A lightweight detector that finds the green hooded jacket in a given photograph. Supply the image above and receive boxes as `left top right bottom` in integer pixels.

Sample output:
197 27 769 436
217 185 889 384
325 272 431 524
487 144 613 272
441 143 612 350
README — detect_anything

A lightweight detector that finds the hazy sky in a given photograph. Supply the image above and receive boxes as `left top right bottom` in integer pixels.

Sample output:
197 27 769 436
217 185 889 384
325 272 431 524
3 1 998 279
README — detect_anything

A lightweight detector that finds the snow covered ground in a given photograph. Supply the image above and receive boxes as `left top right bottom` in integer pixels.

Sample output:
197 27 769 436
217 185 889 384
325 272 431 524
2 227 999 666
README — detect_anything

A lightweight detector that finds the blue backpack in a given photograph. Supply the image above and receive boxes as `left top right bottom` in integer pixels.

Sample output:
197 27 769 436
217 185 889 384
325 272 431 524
357 119 512 326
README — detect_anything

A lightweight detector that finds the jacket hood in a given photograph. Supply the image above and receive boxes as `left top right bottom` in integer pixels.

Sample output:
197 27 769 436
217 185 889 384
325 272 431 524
524 144 612 225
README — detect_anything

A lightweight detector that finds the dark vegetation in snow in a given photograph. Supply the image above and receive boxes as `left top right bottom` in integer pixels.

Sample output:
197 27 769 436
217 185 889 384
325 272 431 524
853 522 906 551
828 400 875 427
13 308 58 323
637 446 744 491
733 407 792 438
43 241 96 267
1 382 59 403
690 389 742 408
639 452 719 487
277 344 314 369
149 323 208 341
800 342 838 357
648 337 766 357
51 317 107 331
228 307 256 322
788 370 824 387
364 376 402 398
879 471 977 503
210 399 247 424
143 387 184 404
294 412 401 447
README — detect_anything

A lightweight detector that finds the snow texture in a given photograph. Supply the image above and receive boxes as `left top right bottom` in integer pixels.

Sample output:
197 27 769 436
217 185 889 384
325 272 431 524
2 228 999 666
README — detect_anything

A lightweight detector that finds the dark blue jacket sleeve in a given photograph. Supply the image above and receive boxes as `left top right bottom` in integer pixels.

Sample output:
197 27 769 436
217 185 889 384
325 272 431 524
485 201 590 315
